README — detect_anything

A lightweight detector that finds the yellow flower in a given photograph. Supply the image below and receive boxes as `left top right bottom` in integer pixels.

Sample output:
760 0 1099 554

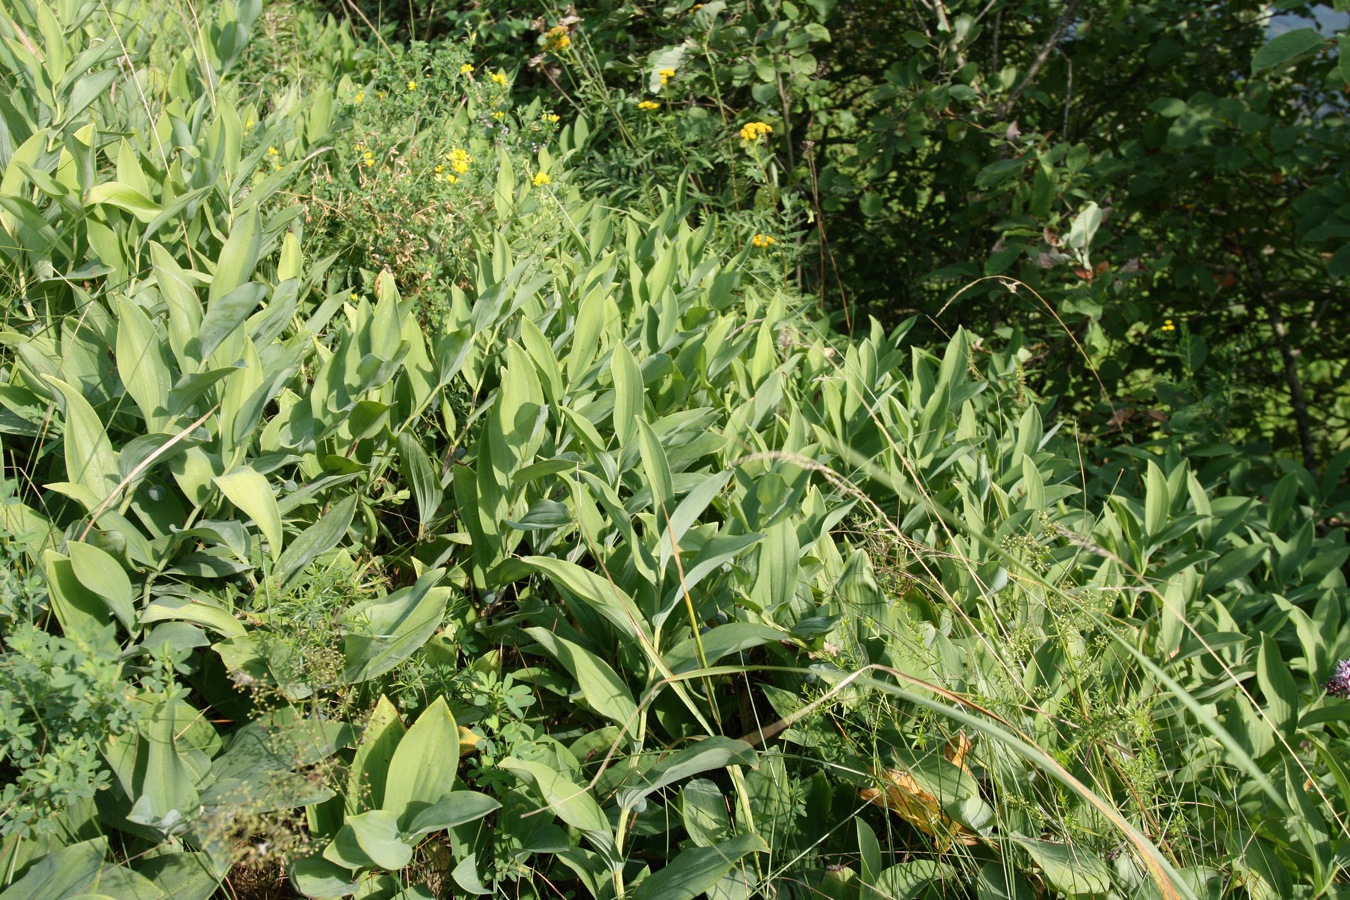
446 174 459 184
434 164 444 173
1161 318 1176 332
751 233 776 248
378 91 387 99
267 146 279 156
545 26 571 52
245 119 255 130
533 172 552 186
447 148 472 174
637 100 660 110
544 113 561 123
740 121 773 142
353 92 363 104
659 67 676 85
407 80 417 91
491 71 508 86
493 110 506 120
461 63 475 74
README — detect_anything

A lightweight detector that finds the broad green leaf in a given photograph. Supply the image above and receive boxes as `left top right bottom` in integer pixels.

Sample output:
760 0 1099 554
135 852 220 900
67 540 136 633
636 418 674 514
403 791 501 837
1019 840 1111 896
663 623 788 675
288 856 358 899
44 551 117 655
680 779 730 847
857 819 884 900
342 570 449 683
611 342 642 447
116 298 173 430
348 696 405 816
1252 27 1325 73
87 182 160 223
199 283 266 364
503 556 649 646
0 839 105 900
213 467 283 560
525 627 637 727
874 860 958 899
129 697 202 828
631 833 768 900
499 758 612 842
45 376 118 503
615 737 759 810
1144 460 1170 539
272 494 358 590
383 696 459 824
324 810 410 872
397 432 442 531
210 208 262 304
658 470 730 571
1257 633 1297 738
1202 542 1267 594
140 595 245 638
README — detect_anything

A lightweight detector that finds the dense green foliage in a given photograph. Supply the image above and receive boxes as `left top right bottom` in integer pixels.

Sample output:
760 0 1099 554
0 0 1348 898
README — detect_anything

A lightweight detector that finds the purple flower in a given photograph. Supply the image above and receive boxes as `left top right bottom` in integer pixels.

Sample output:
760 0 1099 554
1326 659 1350 699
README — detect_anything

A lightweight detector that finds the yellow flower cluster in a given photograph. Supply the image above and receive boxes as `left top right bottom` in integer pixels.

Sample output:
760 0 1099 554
1161 318 1176 332
545 26 571 52
751 233 776 248
658 67 676 86
353 92 364 104
447 148 472 174
740 121 773 142
491 71 508 86
637 100 660 111
544 113 561 123
460 63 475 75
362 149 374 167
407 80 417 91
533 172 552 186
493 111 506 120
267 146 279 156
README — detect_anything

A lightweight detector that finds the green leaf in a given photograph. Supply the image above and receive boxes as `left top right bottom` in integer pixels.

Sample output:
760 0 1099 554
116 298 173 430
1201 542 1267 594
1020 839 1112 896
403 791 501 837
1257 633 1297 738
525 627 637 727
499 758 612 841
611 342 643 447
86 181 161 223
1252 28 1325 73
210 208 262 304
383 696 459 824
342 570 449 683
636 418 674 514
1144 460 1170 539
346 695 405 817
44 550 117 654
213 466 284 561
875 860 958 899
327 809 412 872
857 818 884 900
0 838 105 900
134 852 220 900
67 540 136 633
45 376 119 503
199 283 266 364
503 556 649 646
615 737 759 810
631 833 768 900
289 856 359 898
397 432 443 531
272 494 358 590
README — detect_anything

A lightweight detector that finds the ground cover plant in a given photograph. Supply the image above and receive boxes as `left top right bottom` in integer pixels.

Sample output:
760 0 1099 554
0 0 1349 898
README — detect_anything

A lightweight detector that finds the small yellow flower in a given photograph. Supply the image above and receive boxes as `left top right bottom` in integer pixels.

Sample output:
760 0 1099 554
353 92 363 104
1161 318 1176 332
751 233 776 248
491 71 508 86
659 67 676 85
533 172 552 186
493 110 506 120
447 147 472 174
461 63 475 74
245 119 255 130
637 100 660 110
544 113 561 123
446 174 459 184
378 91 387 99
740 121 773 142
407 80 417 91
544 26 571 52
267 146 279 156
434 164 444 173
